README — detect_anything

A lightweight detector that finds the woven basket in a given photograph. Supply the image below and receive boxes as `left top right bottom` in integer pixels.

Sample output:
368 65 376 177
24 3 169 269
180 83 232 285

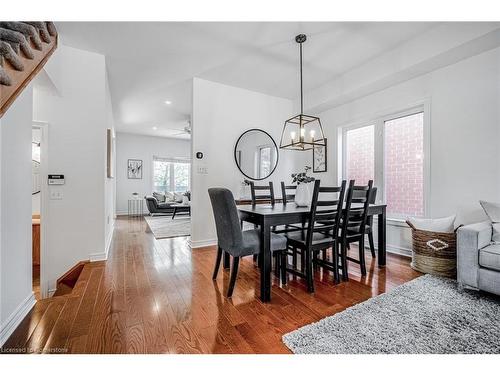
406 220 458 278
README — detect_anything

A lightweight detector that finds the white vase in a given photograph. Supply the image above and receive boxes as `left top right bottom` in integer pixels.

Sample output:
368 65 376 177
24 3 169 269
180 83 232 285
294 182 314 207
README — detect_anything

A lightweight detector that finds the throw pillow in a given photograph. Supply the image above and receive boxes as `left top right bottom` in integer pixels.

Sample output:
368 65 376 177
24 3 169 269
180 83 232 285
408 215 456 233
480 200 500 243
174 192 183 203
165 192 175 202
182 196 189 205
152 192 165 203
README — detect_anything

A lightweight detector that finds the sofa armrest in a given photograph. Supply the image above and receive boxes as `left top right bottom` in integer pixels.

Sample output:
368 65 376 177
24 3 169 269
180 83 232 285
457 221 492 288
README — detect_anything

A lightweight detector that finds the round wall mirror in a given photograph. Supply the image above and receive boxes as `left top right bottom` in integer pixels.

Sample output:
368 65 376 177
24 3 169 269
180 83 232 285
234 129 279 180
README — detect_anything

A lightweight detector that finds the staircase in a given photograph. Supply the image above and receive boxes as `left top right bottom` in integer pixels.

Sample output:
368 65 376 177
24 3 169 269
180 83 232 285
0 21 57 118
1 261 105 353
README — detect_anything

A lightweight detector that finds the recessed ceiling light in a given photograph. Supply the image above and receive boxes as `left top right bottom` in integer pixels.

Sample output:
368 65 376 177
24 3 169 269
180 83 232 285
152 126 158 130
164 100 172 105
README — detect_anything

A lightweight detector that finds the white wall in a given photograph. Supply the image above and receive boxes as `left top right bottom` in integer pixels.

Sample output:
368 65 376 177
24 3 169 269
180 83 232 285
104 71 116 255
318 47 500 255
0 86 35 345
191 78 309 247
115 132 191 214
33 44 112 292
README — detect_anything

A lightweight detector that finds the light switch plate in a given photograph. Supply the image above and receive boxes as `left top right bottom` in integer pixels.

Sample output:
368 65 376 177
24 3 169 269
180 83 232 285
50 190 63 200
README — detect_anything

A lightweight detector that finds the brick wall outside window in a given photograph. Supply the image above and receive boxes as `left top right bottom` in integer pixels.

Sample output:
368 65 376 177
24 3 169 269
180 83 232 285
346 125 374 185
384 112 424 217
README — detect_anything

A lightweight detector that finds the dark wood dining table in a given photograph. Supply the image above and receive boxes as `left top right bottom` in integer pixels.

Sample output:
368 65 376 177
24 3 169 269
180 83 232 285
236 202 387 302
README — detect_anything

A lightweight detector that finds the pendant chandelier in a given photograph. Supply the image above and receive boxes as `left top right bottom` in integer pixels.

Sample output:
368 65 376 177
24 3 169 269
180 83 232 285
280 34 326 151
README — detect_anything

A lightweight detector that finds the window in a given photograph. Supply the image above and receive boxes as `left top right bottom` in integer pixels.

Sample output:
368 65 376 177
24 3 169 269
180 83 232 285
341 107 427 218
344 125 374 183
384 112 424 217
258 146 272 179
153 157 190 193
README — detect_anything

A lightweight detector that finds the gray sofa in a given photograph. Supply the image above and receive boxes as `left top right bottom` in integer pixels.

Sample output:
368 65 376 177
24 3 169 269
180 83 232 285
144 196 175 216
457 221 500 295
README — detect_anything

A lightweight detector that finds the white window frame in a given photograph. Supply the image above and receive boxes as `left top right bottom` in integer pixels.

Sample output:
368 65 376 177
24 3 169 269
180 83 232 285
152 156 191 193
339 101 431 220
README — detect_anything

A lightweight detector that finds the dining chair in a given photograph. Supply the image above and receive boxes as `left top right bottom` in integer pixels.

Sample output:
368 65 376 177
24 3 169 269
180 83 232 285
352 187 378 257
272 182 304 235
340 180 373 278
208 188 287 297
249 181 275 205
280 182 296 204
280 180 347 292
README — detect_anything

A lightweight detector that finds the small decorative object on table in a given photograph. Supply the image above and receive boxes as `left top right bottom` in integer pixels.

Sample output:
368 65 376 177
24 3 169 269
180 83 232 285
292 166 315 207
406 216 459 278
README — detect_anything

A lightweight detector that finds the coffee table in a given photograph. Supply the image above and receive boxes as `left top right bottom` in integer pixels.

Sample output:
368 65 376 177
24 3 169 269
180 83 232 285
171 203 190 219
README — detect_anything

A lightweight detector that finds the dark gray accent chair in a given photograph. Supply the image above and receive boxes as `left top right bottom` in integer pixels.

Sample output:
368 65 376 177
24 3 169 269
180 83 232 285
144 196 175 216
208 188 287 298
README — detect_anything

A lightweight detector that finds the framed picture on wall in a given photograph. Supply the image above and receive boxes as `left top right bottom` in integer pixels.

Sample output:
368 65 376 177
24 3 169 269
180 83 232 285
313 138 327 173
127 159 143 179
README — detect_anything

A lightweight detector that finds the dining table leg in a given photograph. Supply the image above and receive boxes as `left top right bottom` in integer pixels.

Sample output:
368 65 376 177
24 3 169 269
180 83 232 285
377 206 387 266
259 218 272 302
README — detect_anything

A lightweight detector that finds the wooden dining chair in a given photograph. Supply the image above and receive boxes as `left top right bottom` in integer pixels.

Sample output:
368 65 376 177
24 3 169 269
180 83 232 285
272 182 303 235
280 182 296 204
208 188 287 297
280 180 347 292
352 187 378 257
340 180 373 279
250 181 275 205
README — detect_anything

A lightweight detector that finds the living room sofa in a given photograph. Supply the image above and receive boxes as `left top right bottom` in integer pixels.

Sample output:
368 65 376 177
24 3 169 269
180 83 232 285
144 196 175 216
457 221 500 296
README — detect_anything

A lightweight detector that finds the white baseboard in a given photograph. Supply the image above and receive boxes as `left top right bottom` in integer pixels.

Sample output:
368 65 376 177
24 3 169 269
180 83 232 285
89 222 115 262
190 238 217 249
386 245 412 258
0 292 36 346
116 210 148 216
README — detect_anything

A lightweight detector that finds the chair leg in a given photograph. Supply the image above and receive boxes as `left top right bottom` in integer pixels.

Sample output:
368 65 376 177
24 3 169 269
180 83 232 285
292 246 298 269
359 238 367 276
253 254 258 263
341 241 349 281
333 243 340 284
305 249 315 293
300 250 306 272
223 251 230 270
227 256 240 298
274 253 280 278
212 247 223 280
280 252 287 285
368 232 376 258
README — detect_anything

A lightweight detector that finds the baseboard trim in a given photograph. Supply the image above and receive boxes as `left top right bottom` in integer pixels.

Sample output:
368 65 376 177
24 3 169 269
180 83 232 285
0 292 36 346
386 245 412 258
89 223 115 262
190 238 217 249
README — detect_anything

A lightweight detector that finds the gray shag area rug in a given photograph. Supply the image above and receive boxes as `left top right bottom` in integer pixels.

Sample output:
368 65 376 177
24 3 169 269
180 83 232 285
144 215 190 239
283 275 500 354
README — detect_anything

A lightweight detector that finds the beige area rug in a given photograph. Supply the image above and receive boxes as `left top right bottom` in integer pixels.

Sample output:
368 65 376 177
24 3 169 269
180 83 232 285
144 215 191 239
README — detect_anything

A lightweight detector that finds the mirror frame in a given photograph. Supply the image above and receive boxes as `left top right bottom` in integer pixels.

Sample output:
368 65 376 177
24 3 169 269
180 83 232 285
234 128 279 181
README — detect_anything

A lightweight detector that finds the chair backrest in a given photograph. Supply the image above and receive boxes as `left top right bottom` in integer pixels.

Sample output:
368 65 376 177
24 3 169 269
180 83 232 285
250 181 275 205
208 188 243 253
280 182 297 204
303 180 347 247
342 180 373 236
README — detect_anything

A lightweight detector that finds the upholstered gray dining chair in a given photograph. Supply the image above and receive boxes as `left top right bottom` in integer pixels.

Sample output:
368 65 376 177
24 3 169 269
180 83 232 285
208 188 287 297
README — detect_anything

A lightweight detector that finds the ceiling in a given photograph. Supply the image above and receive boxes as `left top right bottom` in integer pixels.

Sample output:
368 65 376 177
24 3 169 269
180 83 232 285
56 22 438 139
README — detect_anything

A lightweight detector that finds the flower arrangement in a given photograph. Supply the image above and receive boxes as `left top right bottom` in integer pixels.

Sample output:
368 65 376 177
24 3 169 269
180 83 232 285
291 166 315 184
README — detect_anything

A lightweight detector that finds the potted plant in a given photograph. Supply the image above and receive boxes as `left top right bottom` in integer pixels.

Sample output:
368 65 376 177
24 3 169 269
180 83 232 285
291 166 315 206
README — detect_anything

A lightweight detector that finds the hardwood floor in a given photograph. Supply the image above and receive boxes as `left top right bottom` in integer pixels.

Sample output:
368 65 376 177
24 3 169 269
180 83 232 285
3 217 421 354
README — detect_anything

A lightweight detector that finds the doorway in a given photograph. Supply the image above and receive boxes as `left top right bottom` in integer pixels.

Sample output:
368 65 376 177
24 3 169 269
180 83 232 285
32 122 48 299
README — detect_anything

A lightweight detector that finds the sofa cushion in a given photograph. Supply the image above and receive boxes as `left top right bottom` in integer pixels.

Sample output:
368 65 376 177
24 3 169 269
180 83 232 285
480 200 500 243
153 191 166 203
479 244 500 271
